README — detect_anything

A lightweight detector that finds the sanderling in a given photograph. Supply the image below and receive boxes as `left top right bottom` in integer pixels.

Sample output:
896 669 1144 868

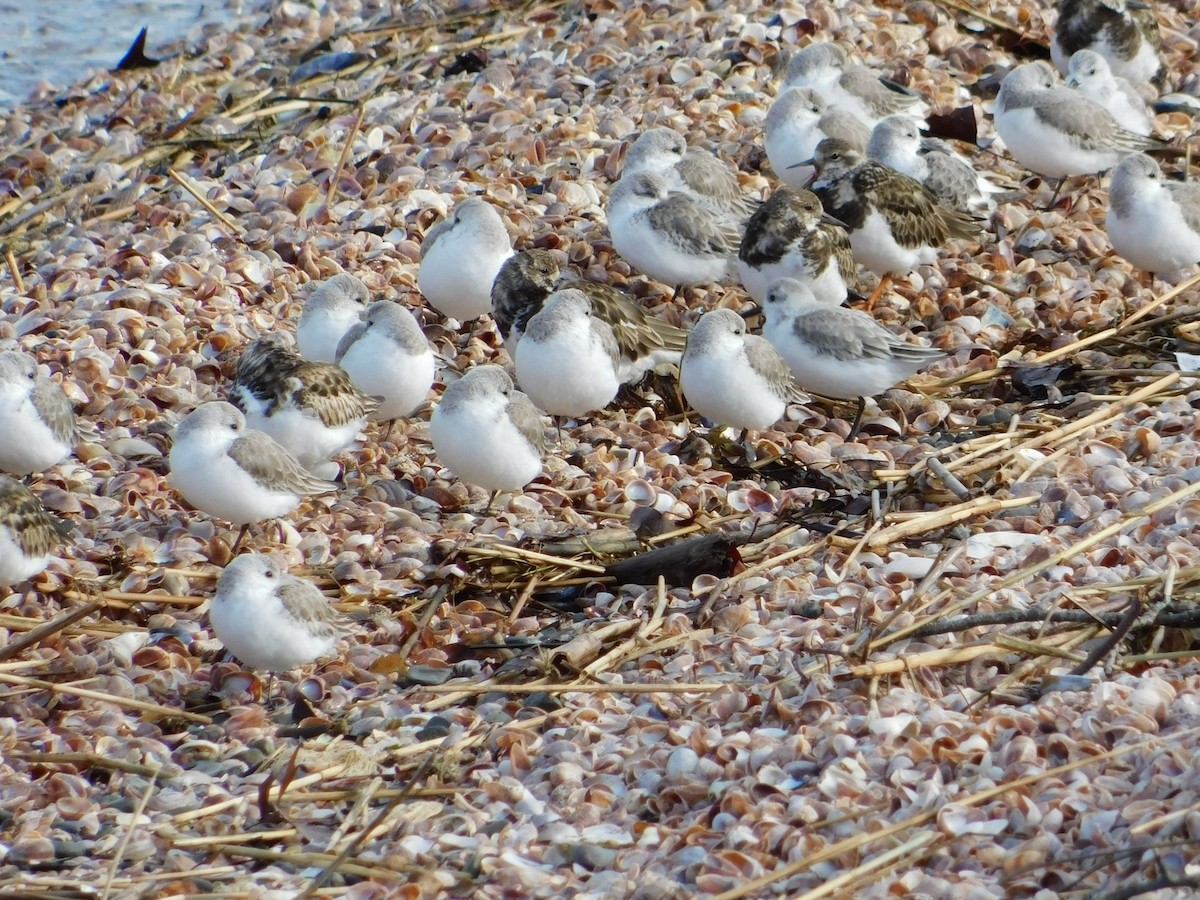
513 289 621 418
866 115 1008 213
1066 49 1155 137
0 476 64 588
807 138 981 297
430 365 546 496
606 171 740 294
0 350 77 477
491 249 687 382
737 187 857 305
335 301 436 424
210 553 354 673
784 41 929 128
761 278 951 437
994 62 1162 180
622 127 755 222
680 309 802 432
168 402 336 549
764 86 871 189
417 197 514 321
1106 153 1200 275
229 332 379 479
1051 0 1164 88
296 273 371 363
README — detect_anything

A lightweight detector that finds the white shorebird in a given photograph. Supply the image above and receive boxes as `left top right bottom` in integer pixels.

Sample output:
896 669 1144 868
210 553 354 673
229 333 379 478
491 250 687 382
0 476 64 588
784 41 930 129
296 273 371 363
764 86 871 189
994 62 1162 180
761 278 951 437
606 171 740 294
513 289 621 419
168 402 336 549
867 115 1007 213
1106 153 1200 275
418 197 514 321
622 127 755 222
0 349 77 477
737 187 857 306
1066 49 1155 137
335 301 436 426
680 309 803 433
1051 0 1165 88
430 366 546 498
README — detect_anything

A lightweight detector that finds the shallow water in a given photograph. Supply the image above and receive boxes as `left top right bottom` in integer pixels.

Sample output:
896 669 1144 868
0 1 235 108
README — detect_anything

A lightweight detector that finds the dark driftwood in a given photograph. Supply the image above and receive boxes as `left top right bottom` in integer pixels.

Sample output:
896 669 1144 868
605 532 742 587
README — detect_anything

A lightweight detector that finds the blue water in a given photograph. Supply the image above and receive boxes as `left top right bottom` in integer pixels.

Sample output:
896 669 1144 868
0 1 237 108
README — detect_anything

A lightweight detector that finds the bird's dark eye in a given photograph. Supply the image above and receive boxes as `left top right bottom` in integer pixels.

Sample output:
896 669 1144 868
264 569 275 578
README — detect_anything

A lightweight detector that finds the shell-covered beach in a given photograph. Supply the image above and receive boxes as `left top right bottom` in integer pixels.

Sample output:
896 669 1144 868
3 0 1200 896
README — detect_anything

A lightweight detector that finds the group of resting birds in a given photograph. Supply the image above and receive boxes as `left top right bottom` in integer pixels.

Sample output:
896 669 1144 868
4 0 1198 678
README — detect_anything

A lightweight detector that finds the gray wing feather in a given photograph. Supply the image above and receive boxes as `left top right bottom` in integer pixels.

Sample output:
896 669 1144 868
679 151 749 216
31 380 77 446
922 151 978 211
790 307 908 362
1035 92 1161 153
744 336 804 403
276 577 354 637
647 194 740 257
1169 182 1200 236
228 431 337 495
505 392 548 455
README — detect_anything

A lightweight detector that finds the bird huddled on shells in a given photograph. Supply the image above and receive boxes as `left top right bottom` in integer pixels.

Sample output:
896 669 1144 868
335 300 437 426
418 196 514 321
606 170 741 295
430 365 546 498
296 273 372 364
761 278 951 437
491 249 687 383
230 333 380 479
737 187 858 306
168 402 337 550
513 289 622 419
784 41 930 129
1106 153 1200 276
806 138 982 297
0 349 78 478
210 553 355 673
994 61 1164 180
680 309 804 435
